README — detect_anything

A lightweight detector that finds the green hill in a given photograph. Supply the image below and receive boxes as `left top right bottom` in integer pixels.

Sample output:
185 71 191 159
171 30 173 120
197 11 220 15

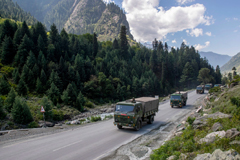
0 0 37 25
221 52 240 74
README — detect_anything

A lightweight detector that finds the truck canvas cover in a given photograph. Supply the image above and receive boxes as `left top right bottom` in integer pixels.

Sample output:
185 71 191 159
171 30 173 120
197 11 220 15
134 97 159 113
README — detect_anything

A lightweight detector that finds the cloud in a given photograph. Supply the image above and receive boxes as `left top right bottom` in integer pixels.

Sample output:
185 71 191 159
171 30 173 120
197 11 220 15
233 18 238 21
172 39 177 43
186 28 203 37
183 39 188 45
176 0 195 5
206 32 212 36
102 0 114 3
122 1 213 42
194 41 210 50
234 30 238 32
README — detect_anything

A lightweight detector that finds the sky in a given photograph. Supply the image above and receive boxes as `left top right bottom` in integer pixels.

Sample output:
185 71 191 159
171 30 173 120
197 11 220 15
103 0 240 56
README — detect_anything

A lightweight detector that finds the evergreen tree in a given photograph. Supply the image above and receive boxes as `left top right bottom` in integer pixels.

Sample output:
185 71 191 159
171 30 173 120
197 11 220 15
61 90 69 105
21 21 31 38
60 28 69 54
49 23 59 45
13 69 20 84
92 33 98 58
0 97 6 120
119 26 128 59
112 38 119 49
26 51 36 69
47 83 60 105
0 75 11 95
13 28 22 47
179 62 194 88
37 35 46 56
11 97 33 124
0 19 15 42
40 69 47 86
17 78 28 96
75 91 85 112
5 88 17 112
36 78 44 94
197 68 214 84
40 97 52 121
1 36 15 64
215 65 222 84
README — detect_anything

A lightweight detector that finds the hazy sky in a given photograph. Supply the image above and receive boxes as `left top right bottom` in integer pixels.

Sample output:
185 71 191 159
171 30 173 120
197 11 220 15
103 0 240 56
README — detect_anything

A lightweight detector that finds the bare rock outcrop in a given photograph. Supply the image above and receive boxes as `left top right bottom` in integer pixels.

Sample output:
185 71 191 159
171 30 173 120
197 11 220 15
194 149 240 160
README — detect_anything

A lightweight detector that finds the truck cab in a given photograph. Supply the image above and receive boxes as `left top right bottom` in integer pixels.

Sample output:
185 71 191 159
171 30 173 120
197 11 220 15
170 92 187 108
196 85 205 94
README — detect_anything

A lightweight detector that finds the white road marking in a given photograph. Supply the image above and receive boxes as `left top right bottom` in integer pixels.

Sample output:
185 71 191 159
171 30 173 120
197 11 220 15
53 140 82 152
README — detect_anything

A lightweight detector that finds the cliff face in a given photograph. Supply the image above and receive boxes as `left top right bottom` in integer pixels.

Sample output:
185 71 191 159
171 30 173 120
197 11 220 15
13 0 134 42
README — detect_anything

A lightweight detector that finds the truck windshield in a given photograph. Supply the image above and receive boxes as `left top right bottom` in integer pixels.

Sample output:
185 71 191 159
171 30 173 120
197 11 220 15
115 105 134 112
205 85 210 87
171 95 181 100
197 87 202 90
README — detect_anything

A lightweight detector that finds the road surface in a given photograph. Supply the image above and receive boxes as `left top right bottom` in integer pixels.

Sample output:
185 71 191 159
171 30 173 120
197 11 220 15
0 91 206 160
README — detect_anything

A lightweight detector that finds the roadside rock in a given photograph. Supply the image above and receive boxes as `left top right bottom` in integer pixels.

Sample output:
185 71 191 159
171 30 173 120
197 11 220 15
39 121 55 127
230 140 240 145
225 128 240 139
194 149 240 160
193 112 232 129
175 131 183 137
166 155 176 160
211 122 223 132
179 153 187 160
199 131 226 144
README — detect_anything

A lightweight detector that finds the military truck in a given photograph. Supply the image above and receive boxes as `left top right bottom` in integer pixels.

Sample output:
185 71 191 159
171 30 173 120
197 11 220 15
113 97 159 131
170 91 188 108
204 83 212 90
196 85 205 94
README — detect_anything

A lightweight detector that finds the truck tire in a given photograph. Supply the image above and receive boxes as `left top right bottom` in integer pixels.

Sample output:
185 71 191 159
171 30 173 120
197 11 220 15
171 105 173 108
134 120 140 131
117 125 123 129
148 115 154 124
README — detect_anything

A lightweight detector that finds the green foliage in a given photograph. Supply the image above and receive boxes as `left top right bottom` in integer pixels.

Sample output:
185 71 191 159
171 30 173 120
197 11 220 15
0 75 11 95
186 116 196 125
0 97 6 120
4 87 17 112
209 86 221 93
11 97 33 124
0 66 14 77
230 97 240 107
90 116 101 122
28 121 39 128
85 101 94 108
40 96 52 121
52 109 64 121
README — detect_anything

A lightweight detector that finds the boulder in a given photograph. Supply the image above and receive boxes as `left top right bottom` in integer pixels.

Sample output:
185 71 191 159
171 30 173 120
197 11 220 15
194 149 240 160
211 122 223 132
230 140 240 145
45 122 55 127
166 155 176 160
179 153 187 160
175 132 183 137
70 120 80 125
192 112 232 129
225 128 240 139
199 131 226 144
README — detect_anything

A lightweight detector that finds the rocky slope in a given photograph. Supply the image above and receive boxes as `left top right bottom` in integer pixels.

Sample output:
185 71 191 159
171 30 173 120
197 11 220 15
12 0 134 42
221 52 240 74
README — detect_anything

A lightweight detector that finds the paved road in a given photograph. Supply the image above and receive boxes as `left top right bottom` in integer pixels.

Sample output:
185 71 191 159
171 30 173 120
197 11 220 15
0 91 206 160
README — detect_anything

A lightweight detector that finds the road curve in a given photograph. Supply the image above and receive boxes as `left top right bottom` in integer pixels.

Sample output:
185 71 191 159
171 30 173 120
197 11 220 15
0 91 206 160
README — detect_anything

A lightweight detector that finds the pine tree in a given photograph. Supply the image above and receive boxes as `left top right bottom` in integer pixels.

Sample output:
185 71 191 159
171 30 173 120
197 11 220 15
37 35 46 56
17 78 28 96
47 83 60 105
27 70 36 91
21 21 31 38
0 19 15 42
75 91 85 112
0 75 11 95
40 69 47 86
49 23 59 45
215 65 222 84
5 88 17 112
1 36 15 64
112 38 119 49
36 78 44 94
92 33 98 58
13 28 23 47
13 69 20 84
20 65 29 84
119 25 128 59
0 97 6 120
61 90 70 105
26 51 36 69
60 28 69 54
40 96 52 121
11 97 33 124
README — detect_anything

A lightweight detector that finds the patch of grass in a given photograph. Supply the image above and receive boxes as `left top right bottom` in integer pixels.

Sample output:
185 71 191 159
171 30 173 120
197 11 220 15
28 121 39 128
90 116 101 122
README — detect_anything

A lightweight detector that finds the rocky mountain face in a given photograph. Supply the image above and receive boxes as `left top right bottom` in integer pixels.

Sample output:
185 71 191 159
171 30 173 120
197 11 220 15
221 52 240 74
12 0 134 42
199 51 232 68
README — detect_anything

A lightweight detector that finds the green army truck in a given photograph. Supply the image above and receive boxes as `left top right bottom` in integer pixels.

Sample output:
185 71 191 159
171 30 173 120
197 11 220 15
113 97 159 131
204 83 212 90
196 85 205 94
170 91 188 108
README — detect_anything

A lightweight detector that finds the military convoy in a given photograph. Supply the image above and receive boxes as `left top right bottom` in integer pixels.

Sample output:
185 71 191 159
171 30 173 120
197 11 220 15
196 85 205 94
204 83 212 90
170 91 188 108
113 97 159 131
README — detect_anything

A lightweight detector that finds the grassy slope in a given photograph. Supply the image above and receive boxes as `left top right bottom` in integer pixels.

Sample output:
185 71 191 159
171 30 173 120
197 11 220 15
151 85 240 160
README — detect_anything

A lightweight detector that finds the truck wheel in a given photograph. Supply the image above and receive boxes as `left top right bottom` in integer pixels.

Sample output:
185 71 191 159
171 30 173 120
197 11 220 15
134 120 140 131
117 125 123 129
171 105 173 108
148 116 154 124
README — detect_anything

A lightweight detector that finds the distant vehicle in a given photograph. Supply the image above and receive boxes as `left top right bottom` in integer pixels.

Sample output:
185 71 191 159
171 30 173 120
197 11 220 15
113 97 159 131
204 83 212 90
170 91 188 108
196 85 205 94
214 84 222 87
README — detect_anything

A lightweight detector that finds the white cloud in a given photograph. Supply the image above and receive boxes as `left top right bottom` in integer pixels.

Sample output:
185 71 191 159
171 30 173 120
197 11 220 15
194 41 210 50
176 0 195 5
186 28 203 37
122 1 213 42
172 39 177 43
102 0 114 3
206 32 212 36
233 18 238 21
183 39 188 45
234 30 238 32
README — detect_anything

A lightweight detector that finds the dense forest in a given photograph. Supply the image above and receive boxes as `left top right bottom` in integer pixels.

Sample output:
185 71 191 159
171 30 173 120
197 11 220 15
0 18 221 124
0 0 37 25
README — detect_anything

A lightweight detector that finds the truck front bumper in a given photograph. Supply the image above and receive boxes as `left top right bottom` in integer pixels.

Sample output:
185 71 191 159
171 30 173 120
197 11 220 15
114 122 135 127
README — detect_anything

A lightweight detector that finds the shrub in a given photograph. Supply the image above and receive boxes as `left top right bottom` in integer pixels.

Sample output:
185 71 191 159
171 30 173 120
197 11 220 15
209 86 221 93
90 116 101 122
28 121 39 128
52 109 64 121
85 101 94 108
187 117 195 125
230 97 240 107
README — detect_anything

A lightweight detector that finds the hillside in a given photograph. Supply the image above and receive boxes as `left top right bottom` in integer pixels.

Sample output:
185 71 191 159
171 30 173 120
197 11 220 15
221 52 240 74
0 0 37 25
12 0 134 42
199 51 231 68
